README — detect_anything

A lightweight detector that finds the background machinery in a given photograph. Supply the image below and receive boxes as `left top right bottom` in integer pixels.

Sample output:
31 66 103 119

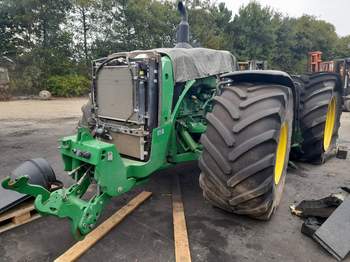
2 2 343 239
238 60 267 70
308 51 350 111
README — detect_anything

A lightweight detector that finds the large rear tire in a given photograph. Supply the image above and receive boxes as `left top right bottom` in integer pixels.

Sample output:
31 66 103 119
199 83 293 219
293 74 342 163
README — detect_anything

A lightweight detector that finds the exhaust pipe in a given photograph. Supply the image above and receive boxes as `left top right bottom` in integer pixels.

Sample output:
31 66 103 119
175 1 192 48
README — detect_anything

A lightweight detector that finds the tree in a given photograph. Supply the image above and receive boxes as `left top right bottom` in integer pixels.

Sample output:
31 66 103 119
288 15 338 72
335 35 350 58
231 2 276 61
293 15 334 57
70 0 95 65
187 1 232 50
270 16 298 73
1 0 348 95
0 0 37 56
0 0 73 92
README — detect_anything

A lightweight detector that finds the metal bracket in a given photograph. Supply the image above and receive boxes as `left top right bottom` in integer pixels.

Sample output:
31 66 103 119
2 172 110 240
2 176 51 202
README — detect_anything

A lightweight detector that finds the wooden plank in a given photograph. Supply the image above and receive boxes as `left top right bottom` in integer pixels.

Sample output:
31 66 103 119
172 175 191 262
0 202 35 223
54 191 152 262
0 213 41 234
12 212 31 224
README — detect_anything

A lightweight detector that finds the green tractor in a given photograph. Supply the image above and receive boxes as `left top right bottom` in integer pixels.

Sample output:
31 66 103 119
2 2 343 239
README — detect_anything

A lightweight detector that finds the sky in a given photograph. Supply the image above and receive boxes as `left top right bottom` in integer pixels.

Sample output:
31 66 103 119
222 0 349 37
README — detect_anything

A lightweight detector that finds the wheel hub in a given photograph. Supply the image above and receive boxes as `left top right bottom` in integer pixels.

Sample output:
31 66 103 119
274 122 288 185
323 97 336 151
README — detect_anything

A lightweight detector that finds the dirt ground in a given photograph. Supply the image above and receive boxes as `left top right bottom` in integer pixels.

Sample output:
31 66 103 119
0 98 86 120
0 99 350 262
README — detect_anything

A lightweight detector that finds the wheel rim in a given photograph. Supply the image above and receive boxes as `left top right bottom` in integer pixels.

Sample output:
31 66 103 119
323 97 336 151
274 122 288 185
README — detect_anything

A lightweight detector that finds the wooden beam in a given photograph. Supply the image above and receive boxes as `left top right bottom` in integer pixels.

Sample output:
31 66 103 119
172 175 191 262
55 191 152 262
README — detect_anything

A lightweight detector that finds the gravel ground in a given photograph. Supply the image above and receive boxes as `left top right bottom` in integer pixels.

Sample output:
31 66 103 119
0 99 349 262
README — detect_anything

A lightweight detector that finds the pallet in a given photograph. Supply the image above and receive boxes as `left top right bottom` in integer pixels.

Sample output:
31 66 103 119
0 200 40 234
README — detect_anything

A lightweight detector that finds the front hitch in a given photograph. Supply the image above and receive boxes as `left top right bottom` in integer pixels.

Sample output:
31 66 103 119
2 157 62 201
2 128 135 240
2 164 110 240
2 176 51 202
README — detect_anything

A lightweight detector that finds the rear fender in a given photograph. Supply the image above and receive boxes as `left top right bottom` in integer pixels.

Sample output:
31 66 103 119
220 70 300 144
297 72 344 97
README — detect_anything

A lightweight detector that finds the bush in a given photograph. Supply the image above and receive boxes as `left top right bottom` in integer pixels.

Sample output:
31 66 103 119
47 75 90 97
10 65 43 95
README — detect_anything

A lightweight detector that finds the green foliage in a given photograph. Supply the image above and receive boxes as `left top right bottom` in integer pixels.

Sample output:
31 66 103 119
47 75 90 97
335 35 350 58
293 15 338 60
89 0 178 57
1 0 349 96
232 2 276 61
270 16 298 72
12 65 42 94
187 1 232 50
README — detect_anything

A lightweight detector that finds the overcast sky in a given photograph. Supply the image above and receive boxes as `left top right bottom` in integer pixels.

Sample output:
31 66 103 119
222 0 349 37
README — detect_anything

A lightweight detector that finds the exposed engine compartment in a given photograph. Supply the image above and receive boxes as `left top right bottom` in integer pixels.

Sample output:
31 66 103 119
91 51 161 160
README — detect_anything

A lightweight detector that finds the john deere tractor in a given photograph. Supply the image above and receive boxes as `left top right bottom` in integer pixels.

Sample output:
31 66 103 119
2 2 343 239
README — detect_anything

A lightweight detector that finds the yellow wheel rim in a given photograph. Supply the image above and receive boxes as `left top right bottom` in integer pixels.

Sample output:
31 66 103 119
323 97 336 151
274 122 288 185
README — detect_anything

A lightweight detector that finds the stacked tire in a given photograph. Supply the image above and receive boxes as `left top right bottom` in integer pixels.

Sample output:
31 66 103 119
292 73 342 163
